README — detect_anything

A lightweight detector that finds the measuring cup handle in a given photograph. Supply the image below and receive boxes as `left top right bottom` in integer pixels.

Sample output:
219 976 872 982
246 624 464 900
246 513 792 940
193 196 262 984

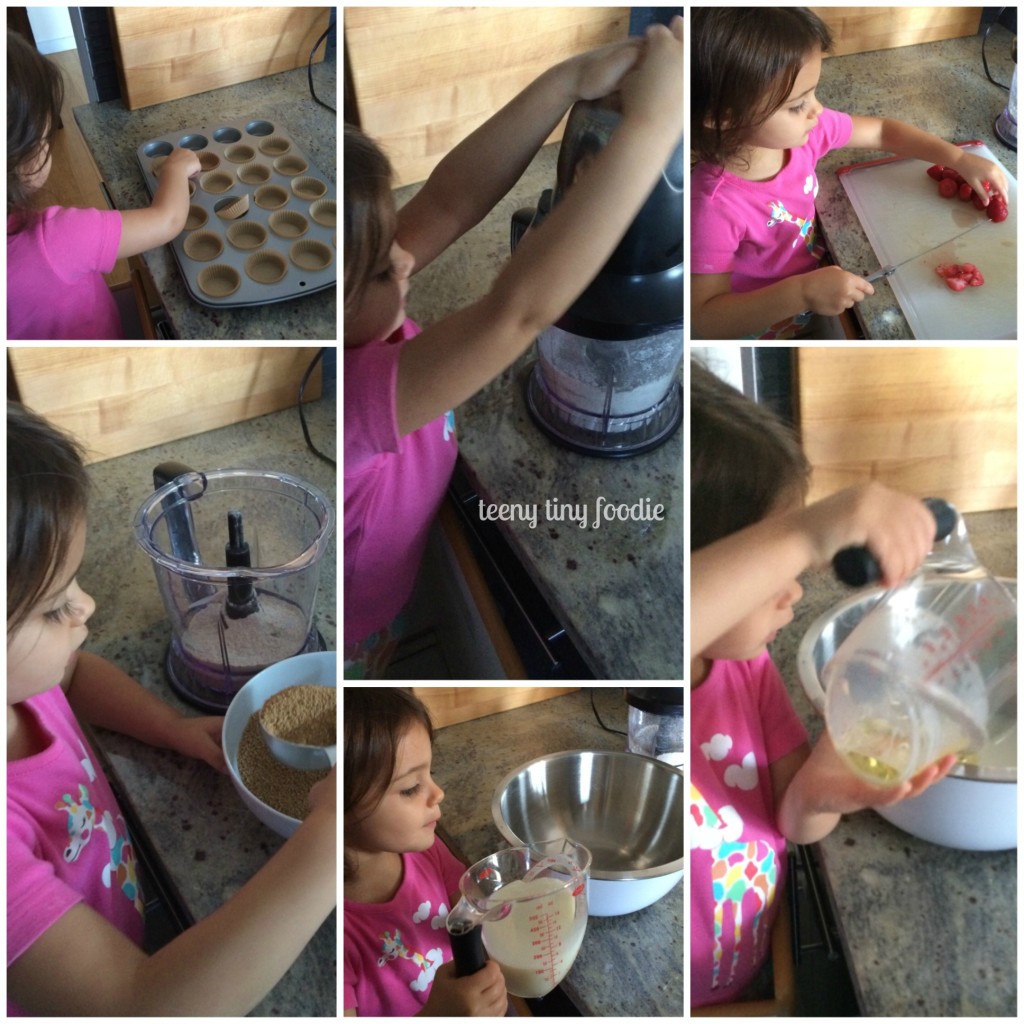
832 497 958 587
450 926 487 977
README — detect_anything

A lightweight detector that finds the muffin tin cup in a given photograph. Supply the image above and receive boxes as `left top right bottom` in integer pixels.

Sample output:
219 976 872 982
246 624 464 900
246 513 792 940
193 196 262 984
135 119 336 308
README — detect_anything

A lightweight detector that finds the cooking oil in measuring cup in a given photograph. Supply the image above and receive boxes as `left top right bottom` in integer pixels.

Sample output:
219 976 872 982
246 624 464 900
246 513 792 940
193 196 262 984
481 877 586 998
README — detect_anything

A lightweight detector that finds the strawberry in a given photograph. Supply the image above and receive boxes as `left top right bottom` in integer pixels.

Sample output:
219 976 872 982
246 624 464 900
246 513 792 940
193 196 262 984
938 178 959 199
926 164 945 181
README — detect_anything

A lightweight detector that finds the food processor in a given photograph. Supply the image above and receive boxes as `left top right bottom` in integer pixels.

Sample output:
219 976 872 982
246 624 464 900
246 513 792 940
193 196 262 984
626 687 684 768
133 462 335 712
511 95 683 456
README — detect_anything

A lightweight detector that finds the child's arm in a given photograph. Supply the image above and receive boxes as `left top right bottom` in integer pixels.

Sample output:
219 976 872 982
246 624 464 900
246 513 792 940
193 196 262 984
848 117 1010 205
692 265 874 339
773 735 956 845
691 482 936 654
397 38 643 274
116 147 201 259
395 19 683 436
63 651 225 772
7 771 335 1015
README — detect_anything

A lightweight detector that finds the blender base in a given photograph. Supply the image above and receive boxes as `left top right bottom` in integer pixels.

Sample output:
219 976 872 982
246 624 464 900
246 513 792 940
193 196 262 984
164 628 327 713
525 364 682 457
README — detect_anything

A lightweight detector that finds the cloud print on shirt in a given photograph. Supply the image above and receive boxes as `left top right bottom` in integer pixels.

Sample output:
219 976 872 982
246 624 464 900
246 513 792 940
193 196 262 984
724 751 759 791
701 733 733 761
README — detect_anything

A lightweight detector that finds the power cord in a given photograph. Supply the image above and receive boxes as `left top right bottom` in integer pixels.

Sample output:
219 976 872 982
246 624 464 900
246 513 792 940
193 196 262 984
308 9 337 113
982 7 1012 90
298 348 336 467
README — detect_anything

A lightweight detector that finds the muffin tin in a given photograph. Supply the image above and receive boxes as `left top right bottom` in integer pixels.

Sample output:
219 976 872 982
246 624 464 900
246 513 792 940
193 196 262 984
135 120 336 309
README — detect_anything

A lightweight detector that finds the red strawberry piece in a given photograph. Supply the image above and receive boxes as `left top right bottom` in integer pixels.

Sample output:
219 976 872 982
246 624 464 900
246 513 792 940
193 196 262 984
934 264 956 278
958 183 974 201
944 275 967 291
986 199 1009 223
972 192 988 210
938 178 958 198
926 164 945 181
969 270 985 286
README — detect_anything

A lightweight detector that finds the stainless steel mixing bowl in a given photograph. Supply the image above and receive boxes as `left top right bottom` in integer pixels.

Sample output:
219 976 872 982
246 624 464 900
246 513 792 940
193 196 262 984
492 749 685 915
797 581 1016 850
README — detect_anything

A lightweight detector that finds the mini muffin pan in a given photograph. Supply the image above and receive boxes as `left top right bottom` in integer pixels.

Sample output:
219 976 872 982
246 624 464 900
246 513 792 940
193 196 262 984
135 120 336 309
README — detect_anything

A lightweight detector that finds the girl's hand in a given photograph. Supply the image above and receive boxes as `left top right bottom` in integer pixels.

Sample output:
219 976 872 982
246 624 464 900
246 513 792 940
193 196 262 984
798 732 957 816
573 38 643 102
949 151 1010 207
618 17 684 137
795 481 937 588
168 715 227 774
420 960 508 1017
307 765 336 818
800 265 874 315
162 146 202 179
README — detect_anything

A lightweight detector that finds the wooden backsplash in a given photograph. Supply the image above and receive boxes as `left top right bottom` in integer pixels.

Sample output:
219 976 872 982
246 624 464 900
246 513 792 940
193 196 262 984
797 347 1017 513
8 347 322 464
344 7 629 186
812 7 982 57
111 7 330 110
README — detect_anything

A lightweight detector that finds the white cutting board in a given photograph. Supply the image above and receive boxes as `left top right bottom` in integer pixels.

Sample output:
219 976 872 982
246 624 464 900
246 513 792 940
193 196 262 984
839 142 1017 339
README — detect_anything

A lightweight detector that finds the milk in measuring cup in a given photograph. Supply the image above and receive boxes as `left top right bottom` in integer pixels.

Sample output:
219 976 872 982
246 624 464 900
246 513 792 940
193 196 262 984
482 877 585 998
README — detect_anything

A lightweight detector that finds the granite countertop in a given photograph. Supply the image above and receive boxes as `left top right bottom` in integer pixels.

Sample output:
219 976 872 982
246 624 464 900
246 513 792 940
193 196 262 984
768 509 1017 1015
431 688 683 1016
78 396 337 1016
397 149 683 680
74 58 336 340
815 27 1017 339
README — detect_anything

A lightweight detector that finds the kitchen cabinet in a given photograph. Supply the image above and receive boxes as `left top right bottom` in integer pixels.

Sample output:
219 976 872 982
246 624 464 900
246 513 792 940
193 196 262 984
344 6 629 185
412 686 579 727
111 7 331 109
811 6 982 56
7 347 322 463
797 347 1017 512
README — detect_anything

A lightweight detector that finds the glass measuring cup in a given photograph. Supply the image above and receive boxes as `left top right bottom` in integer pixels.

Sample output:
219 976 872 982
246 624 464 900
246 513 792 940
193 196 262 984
824 503 1017 785
446 838 591 998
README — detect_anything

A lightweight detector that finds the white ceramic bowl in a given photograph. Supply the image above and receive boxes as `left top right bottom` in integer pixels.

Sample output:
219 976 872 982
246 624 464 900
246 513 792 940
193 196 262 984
222 650 337 838
797 585 1016 851
492 750 685 915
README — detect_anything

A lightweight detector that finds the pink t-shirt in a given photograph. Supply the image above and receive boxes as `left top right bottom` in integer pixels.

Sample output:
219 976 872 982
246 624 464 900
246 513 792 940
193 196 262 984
7 686 145 1016
689 653 808 1008
7 205 123 339
344 838 467 1016
344 318 458 644
691 108 853 293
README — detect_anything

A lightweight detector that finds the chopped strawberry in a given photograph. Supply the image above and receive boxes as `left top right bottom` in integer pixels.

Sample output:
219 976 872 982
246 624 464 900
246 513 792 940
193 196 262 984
945 275 967 291
934 263 984 290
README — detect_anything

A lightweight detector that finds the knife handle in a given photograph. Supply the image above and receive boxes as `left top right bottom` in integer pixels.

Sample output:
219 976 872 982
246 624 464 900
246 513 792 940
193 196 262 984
832 497 958 586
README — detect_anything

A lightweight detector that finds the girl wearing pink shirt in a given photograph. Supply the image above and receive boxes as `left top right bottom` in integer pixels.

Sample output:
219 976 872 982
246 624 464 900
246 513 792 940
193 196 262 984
690 8 1009 339
7 402 336 1014
344 20 684 677
689 362 956 1007
7 31 201 339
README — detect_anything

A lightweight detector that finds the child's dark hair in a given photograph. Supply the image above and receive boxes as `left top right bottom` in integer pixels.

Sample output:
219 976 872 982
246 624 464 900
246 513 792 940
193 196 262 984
7 30 65 229
7 402 90 635
692 8 833 168
344 687 434 878
690 360 809 550
344 124 396 321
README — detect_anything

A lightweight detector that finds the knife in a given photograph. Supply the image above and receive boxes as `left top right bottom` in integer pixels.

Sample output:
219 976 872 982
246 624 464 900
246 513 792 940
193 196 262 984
863 220 989 283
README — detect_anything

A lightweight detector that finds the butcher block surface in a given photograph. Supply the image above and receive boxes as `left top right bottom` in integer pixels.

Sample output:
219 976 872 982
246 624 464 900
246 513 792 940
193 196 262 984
112 7 330 110
798 347 1017 513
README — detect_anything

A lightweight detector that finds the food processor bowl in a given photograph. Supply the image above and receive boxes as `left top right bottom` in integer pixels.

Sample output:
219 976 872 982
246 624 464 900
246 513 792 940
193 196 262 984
134 468 335 711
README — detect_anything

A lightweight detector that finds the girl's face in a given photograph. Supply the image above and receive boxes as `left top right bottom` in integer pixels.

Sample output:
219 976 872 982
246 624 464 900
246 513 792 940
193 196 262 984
746 48 824 153
345 237 415 348
8 518 95 704
346 722 445 856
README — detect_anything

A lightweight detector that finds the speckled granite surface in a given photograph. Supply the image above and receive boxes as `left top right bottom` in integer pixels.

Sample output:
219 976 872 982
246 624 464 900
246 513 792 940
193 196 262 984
431 688 683 1016
79 396 337 1016
74 57 337 340
768 509 1016 1015
815 27 1017 339
397 148 683 681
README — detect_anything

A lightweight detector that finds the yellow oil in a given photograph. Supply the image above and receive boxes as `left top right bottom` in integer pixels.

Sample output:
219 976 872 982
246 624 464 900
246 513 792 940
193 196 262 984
843 750 904 785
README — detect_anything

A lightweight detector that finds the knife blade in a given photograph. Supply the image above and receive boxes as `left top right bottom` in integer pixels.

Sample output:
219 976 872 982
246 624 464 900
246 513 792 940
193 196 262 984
863 220 989 282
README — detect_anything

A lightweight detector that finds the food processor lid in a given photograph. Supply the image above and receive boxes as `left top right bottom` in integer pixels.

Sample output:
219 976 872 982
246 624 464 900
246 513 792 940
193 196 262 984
627 687 685 716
